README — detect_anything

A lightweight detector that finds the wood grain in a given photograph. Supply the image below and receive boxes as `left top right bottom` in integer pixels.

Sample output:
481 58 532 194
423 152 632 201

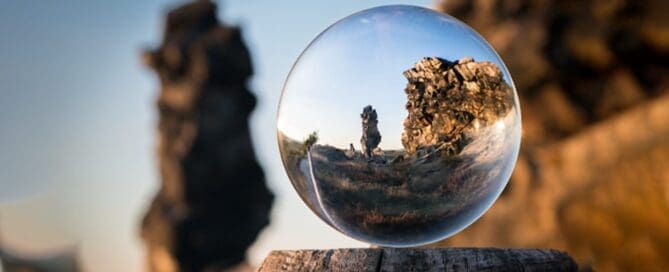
259 248 577 271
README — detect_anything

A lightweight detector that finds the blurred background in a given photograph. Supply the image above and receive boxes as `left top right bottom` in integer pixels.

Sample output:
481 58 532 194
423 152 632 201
0 0 667 271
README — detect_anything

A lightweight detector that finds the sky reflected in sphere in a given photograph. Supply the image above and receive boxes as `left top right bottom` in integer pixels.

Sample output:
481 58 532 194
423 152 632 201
277 5 521 247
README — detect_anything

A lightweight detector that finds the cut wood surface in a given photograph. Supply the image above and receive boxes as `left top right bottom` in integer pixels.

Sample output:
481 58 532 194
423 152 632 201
258 248 577 272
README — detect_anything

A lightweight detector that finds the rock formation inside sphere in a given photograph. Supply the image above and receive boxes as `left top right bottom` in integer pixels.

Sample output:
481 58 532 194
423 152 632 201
360 105 382 158
402 57 514 157
280 56 517 245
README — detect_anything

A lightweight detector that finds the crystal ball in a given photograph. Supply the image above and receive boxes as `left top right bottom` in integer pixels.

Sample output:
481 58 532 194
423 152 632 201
277 5 521 247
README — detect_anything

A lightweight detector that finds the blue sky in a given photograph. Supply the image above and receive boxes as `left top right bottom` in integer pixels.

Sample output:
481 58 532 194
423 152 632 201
0 1 438 271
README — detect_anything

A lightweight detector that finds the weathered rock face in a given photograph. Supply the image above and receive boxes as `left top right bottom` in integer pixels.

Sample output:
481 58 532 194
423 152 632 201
440 0 669 143
401 57 513 156
140 1 273 271
437 1 669 270
360 105 381 157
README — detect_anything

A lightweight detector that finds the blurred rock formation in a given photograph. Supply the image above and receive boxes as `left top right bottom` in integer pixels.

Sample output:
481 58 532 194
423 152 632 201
0 247 80 272
140 1 273 271
436 0 669 270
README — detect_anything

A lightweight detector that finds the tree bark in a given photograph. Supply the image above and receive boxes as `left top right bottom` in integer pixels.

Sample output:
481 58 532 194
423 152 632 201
259 248 577 272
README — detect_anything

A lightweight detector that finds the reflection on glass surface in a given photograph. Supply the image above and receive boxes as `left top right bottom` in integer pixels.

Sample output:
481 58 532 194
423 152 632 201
277 5 521 247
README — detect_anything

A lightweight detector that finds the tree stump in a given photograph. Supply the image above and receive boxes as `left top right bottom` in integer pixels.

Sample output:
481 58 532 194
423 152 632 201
258 248 577 272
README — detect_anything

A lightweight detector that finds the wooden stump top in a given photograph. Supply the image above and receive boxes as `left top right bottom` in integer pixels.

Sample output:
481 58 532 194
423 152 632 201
258 248 577 272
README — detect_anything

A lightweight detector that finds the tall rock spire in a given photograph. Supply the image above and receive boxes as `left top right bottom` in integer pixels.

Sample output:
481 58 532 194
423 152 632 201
141 1 273 271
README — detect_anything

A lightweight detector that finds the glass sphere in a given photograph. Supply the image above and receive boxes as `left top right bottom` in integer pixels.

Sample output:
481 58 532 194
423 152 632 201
277 5 521 247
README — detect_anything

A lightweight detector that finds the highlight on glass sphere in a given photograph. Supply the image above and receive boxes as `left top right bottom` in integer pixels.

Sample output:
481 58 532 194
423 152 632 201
277 5 521 247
